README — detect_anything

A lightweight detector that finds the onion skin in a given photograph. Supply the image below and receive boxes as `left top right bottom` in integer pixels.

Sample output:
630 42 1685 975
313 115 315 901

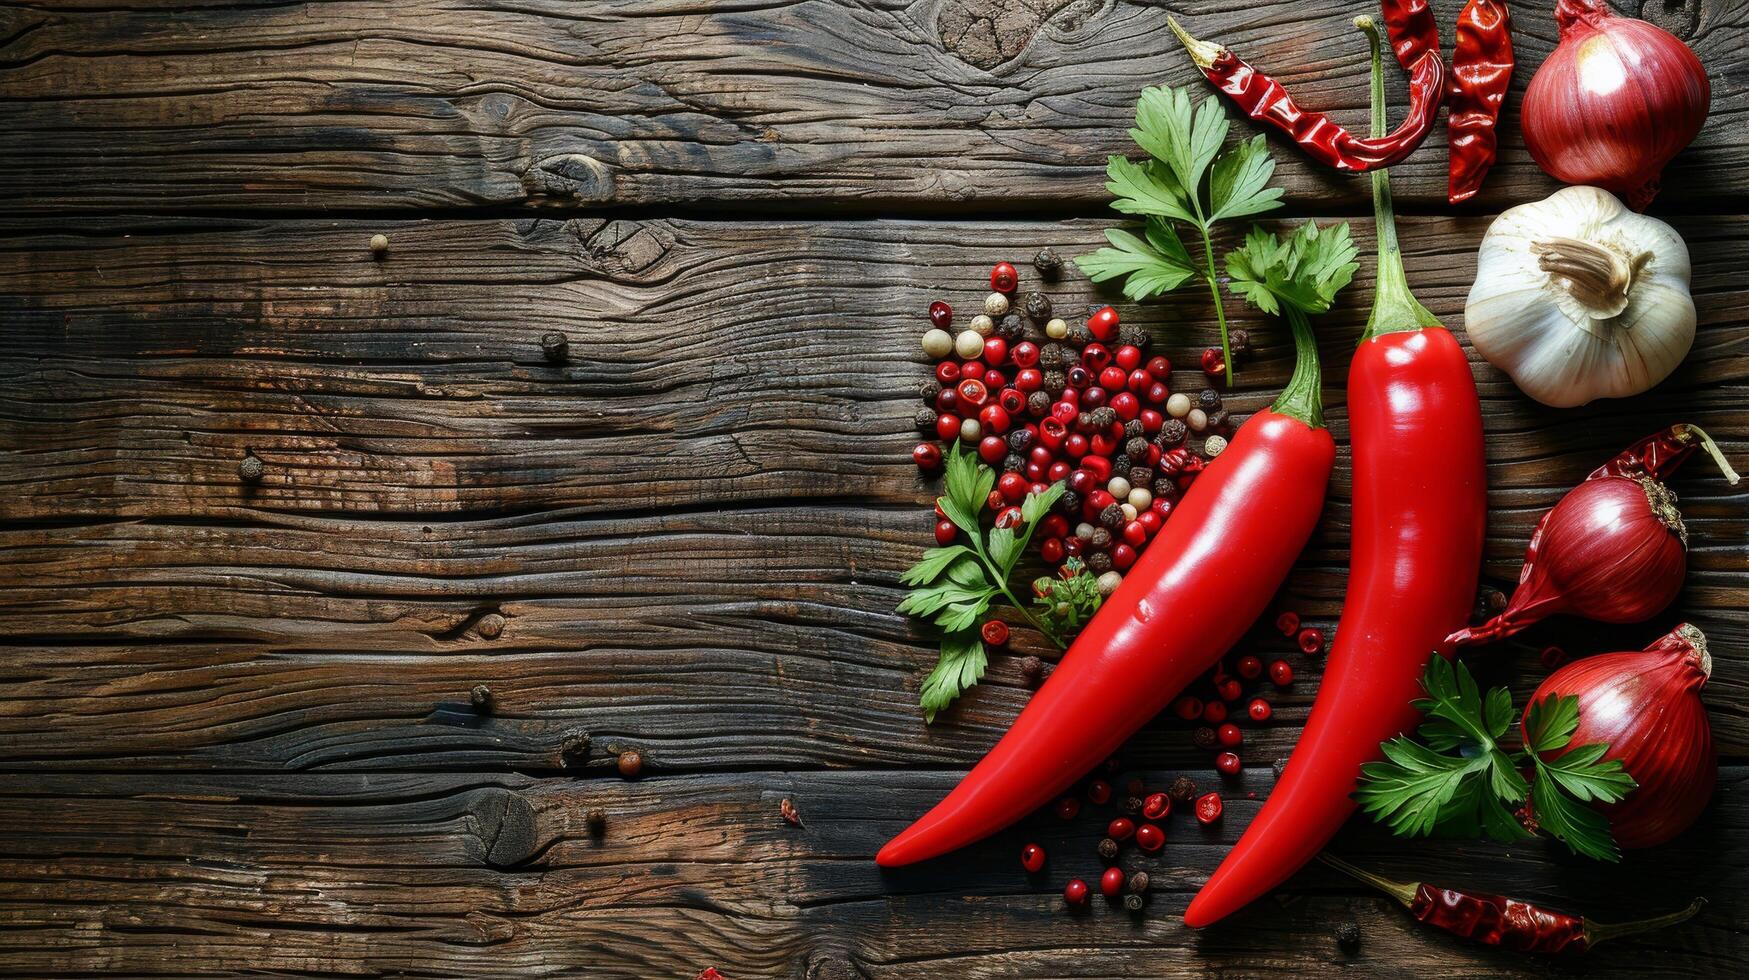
1522 0 1709 210
1526 624 1715 848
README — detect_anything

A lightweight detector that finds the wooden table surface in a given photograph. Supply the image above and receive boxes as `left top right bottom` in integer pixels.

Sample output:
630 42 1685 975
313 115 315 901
2 1 1745 976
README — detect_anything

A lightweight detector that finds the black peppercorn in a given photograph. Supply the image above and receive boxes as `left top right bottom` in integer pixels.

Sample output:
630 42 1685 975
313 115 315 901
238 455 264 483
1128 467 1153 488
585 808 607 836
1089 527 1112 550
1229 328 1252 359
1121 420 1143 441
560 730 591 767
1098 504 1124 529
1128 871 1150 894
1042 369 1067 392
1272 757 1289 779
1485 587 1508 613
1109 455 1131 476
1059 489 1082 515
1097 837 1120 861
1027 390 1052 417
1002 453 1026 473
1075 411 1094 432
1125 436 1149 459
1087 551 1113 574
1157 418 1188 446
1020 655 1045 685
470 684 493 712
1039 344 1066 369
1168 775 1198 803
1023 290 1052 322
1153 477 1177 499
998 314 1025 342
1117 325 1150 350
1122 796 1143 816
539 330 569 363
915 408 938 432
1067 323 1093 346
1193 726 1218 749
1033 246 1063 277
1089 407 1118 429
1207 409 1230 431
1198 388 1222 411
1122 893 1145 913
1336 921 1361 952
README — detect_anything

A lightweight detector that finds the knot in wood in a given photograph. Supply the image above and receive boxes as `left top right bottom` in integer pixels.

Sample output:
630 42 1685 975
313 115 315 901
470 789 540 868
560 729 591 764
237 455 264 483
804 951 869 980
937 0 1092 70
476 612 506 639
538 331 569 363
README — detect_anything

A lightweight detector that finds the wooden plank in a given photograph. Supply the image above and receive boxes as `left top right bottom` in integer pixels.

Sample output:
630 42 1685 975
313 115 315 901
2 216 1745 772
0 769 1741 977
0 0 1744 215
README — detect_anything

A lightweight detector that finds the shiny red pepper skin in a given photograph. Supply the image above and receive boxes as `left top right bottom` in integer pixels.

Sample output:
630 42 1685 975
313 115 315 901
876 410 1333 867
1185 330 1486 926
1447 0 1514 203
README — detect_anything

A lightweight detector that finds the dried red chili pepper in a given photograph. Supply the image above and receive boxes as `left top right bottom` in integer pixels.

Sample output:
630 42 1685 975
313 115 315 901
1167 15 1446 172
1321 855 1704 954
1381 0 1441 72
1447 0 1514 203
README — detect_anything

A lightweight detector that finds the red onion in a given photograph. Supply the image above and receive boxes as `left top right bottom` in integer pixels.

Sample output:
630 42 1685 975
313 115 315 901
1525 623 1715 847
1522 0 1710 210
1449 424 1738 648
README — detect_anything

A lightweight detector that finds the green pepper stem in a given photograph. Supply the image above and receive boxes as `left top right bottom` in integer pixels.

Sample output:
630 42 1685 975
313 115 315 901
1268 306 1324 428
1318 854 1418 908
1677 424 1742 485
1583 898 1705 948
1356 16 1441 341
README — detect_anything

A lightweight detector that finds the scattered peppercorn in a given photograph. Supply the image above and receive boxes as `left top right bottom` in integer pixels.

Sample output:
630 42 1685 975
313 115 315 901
1336 921 1362 952
1098 504 1124 529
1124 419 1146 440
1203 434 1229 457
1107 816 1136 841
1298 626 1324 655
1157 419 1188 446
1089 527 1112 550
617 749 643 778
1248 698 1272 722
1269 659 1294 687
1128 871 1150 895
1023 291 1053 323
1020 655 1045 685
1087 551 1113 574
1197 388 1221 411
915 408 938 433
1086 778 1113 805
476 613 506 639
369 233 390 256
1064 878 1090 908
1021 842 1047 872
1067 322 1093 346
1134 822 1164 853
1100 865 1127 898
1002 453 1025 473
585 808 607 836
1275 610 1301 636
1117 325 1150 350
780 798 803 827
470 684 493 712
1195 791 1223 824
1054 796 1080 821
1169 776 1198 803
1058 488 1081 516
1033 247 1063 277
1122 796 1143 816
980 620 1010 646
1193 726 1218 749
1097 837 1121 861
1228 328 1252 359
1141 792 1170 821
237 455 264 483
540 330 569 363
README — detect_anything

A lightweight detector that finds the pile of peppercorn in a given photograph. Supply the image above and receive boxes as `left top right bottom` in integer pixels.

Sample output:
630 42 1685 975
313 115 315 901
912 253 1245 595
1020 765 1226 913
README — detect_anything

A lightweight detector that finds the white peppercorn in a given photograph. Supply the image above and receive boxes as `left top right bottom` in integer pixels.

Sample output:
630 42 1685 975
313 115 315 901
1097 571 1124 596
984 292 1010 316
959 417 981 442
1128 487 1153 511
955 330 985 359
921 328 954 358
1106 476 1131 499
1166 392 1193 418
1205 434 1229 457
1045 317 1069 340
1187 408 1209 432
1120 503 1137 522
1075 522 1096 541
970 314 995 337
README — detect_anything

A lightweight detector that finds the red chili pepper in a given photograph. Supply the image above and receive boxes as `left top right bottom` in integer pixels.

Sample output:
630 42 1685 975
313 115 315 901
876 315 1336 868
1168 14 1445 172
1321 855 1704 954
1447 0 1514 203
1381 0 1441 72
1185 18 1488 927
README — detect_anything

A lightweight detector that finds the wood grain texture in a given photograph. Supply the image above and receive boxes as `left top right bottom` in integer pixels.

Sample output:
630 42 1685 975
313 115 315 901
0 769 1742 978
0 0 1744 215
2 217 1744 783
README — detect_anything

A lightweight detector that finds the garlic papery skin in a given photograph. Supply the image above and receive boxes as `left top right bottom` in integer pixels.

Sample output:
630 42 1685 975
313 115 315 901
1465 185 1695 408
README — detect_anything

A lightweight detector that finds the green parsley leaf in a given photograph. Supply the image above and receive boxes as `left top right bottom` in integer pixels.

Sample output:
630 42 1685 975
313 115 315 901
1355 737 1486 838
1226 219 1358 319
898 545 971 587
1077 220 1199 301
919 630 986 723
1532 769 1622 862
1031 560 1103 636
987 526 1021 577
1130 86 1225 201
1523 693 1581 754
1208 133 1283 222
1104 157 1196 223
1020 480 1067 527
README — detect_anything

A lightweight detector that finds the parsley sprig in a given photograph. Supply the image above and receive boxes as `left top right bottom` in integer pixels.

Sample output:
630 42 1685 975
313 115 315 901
1356 657 1638 861
1076 84 1284 384
1223 219 1357 427
899 442 1096 721
1030 557 1104 639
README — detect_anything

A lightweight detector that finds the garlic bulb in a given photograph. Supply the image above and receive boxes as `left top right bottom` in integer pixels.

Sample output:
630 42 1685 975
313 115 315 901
1465 185 1695 408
